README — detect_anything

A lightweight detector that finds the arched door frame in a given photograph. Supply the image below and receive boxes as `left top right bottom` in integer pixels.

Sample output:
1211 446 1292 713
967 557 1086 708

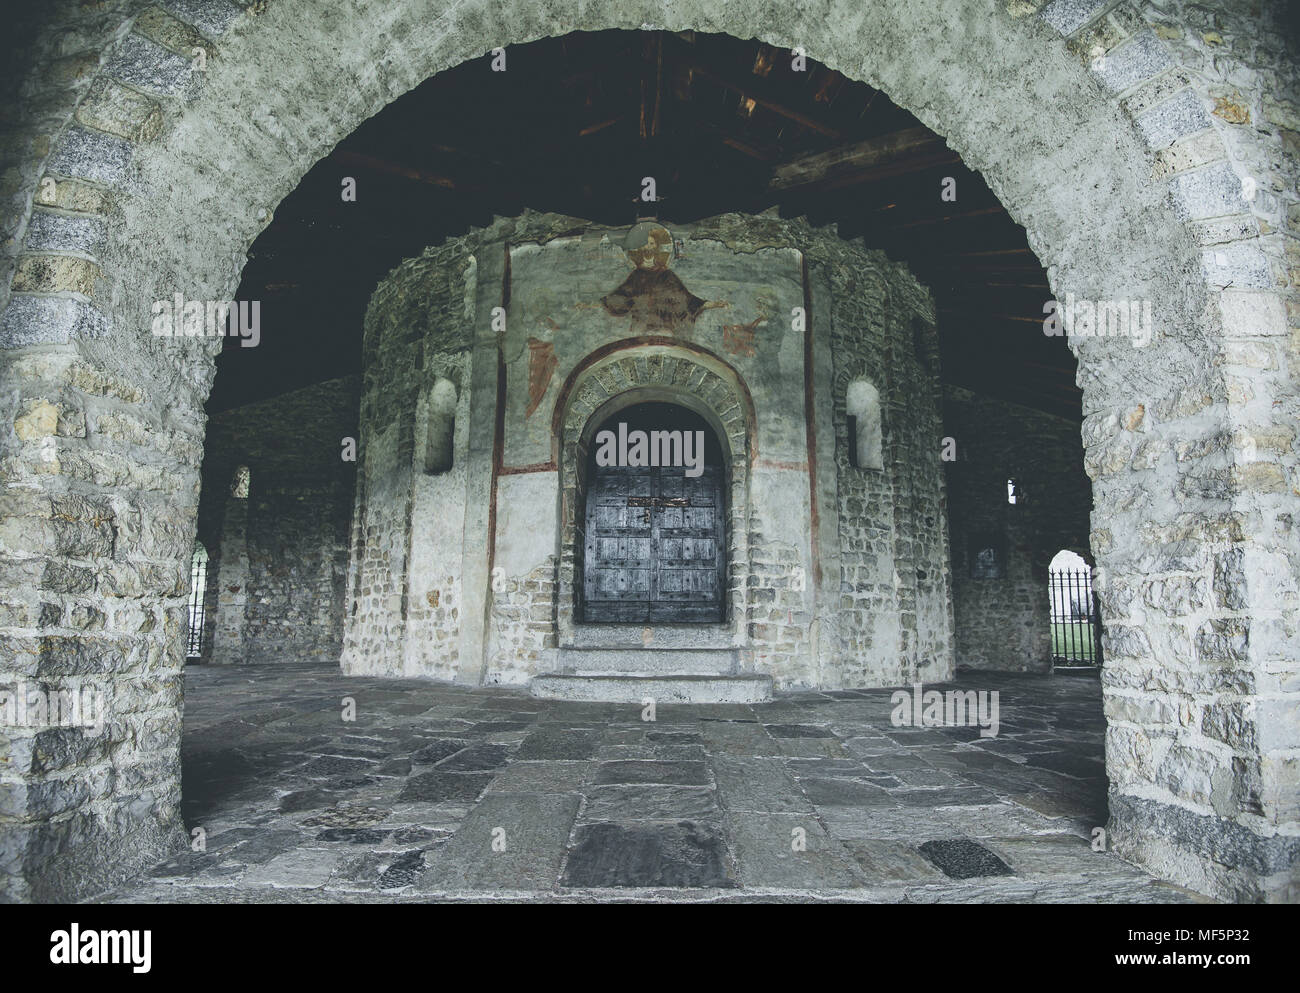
552 342 755 647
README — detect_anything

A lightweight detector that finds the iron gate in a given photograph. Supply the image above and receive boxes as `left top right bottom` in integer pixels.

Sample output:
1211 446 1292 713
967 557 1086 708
1049 568 1102 667
187 547 208 658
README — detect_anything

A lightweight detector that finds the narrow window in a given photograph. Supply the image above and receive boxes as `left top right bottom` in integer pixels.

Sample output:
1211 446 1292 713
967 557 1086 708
231 464 250 499
846 380 882 470
423 378 458 475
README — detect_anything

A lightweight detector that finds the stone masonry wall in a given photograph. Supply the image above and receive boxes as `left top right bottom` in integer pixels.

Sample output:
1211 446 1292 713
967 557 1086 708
943 385 1093 673
196 377 359 666
485 557 558 686
356 211 950 691
809 233 953 687
342 241 475 678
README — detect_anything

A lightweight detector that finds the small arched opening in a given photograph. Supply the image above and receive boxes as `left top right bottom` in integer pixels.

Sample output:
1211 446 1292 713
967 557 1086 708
1048 549 1101 669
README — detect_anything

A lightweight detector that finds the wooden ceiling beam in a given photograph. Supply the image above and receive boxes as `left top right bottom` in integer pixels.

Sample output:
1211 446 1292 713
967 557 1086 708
769 126 943 191
774 149 961 198
681 63 843 139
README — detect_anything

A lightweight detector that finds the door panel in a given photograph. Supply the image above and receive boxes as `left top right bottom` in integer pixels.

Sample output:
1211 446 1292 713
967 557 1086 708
583 461 725 623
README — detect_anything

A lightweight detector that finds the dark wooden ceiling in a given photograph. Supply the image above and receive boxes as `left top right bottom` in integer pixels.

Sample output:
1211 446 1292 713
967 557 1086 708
210 30 1079 420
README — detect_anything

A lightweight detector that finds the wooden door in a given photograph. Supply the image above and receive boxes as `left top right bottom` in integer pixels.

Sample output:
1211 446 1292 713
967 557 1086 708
582 458 725 623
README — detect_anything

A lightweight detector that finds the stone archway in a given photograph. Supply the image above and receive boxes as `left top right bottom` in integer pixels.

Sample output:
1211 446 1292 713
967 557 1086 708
1 1 1294 902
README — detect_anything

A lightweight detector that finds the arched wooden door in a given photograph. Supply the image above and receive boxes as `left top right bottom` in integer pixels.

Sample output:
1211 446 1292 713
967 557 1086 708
581 402 726 624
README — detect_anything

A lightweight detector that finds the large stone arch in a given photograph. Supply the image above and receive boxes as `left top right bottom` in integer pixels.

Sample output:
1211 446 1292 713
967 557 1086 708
1 1 1294 901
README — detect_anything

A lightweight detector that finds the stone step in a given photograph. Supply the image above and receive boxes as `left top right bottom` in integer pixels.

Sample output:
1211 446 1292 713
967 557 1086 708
556 647 737 676
569 624 734 650
530 673 773 704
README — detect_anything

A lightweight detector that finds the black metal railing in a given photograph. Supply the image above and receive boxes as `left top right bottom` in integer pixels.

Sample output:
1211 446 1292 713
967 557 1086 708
1049 568 1102 667
187 549 208 659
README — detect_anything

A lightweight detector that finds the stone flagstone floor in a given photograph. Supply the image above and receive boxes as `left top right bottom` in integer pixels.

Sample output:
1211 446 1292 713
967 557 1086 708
102 663 1208 903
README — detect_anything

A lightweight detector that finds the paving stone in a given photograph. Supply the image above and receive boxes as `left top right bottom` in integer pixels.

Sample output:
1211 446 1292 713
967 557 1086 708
974 737 1055 756
840 840 946 882
698 720 781 756
475 697 545 712
926 749 1023 772
377 850 429 889
313 828 390 844
1022 751 1107 779
917 839 1015 880
411 739 470 764
764 724 835 738
726 812 862 889
711 756 813 814
882 729 954 746
486 760 593 793
240 849 341 888
300 755 379 778
203 827 264 850
300 804 390 828
801 777 898 807
774 737 851 758
645 731 702 745
818 806 952 842
593 760 711 786
844 737 911 757
382 826 439 842
980 834 1115 877
581 785 722 822
278 789 333 813
398 772 493 803
148 850 227 878
374 758 412 777
932 803 1062 838
595 742 708 761
890 767 964 787
561 821 735 888
784 757 872 778
515 727 598 760
1009 790 1096 820
435 743 512 771
893 787 1001 808
420 793 581 891
303 744 390 759
223 830 305 864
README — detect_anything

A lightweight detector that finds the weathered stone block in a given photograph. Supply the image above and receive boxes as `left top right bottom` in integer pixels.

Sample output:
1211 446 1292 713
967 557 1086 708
45 126 133 185
105 32 195 96
11 255 102 297
75 77 164 142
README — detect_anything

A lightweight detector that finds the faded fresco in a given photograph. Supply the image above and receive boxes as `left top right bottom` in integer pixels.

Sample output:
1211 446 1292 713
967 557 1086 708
593 222 729 335
501 221 805 468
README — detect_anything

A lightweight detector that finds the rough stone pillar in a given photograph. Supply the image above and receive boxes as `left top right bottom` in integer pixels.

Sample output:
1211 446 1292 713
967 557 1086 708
1079 311 1300 904
0 344 198 901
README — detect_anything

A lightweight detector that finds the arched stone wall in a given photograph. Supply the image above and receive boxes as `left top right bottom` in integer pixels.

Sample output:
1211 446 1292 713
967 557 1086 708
553 344 755 648
0 0 1294 901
